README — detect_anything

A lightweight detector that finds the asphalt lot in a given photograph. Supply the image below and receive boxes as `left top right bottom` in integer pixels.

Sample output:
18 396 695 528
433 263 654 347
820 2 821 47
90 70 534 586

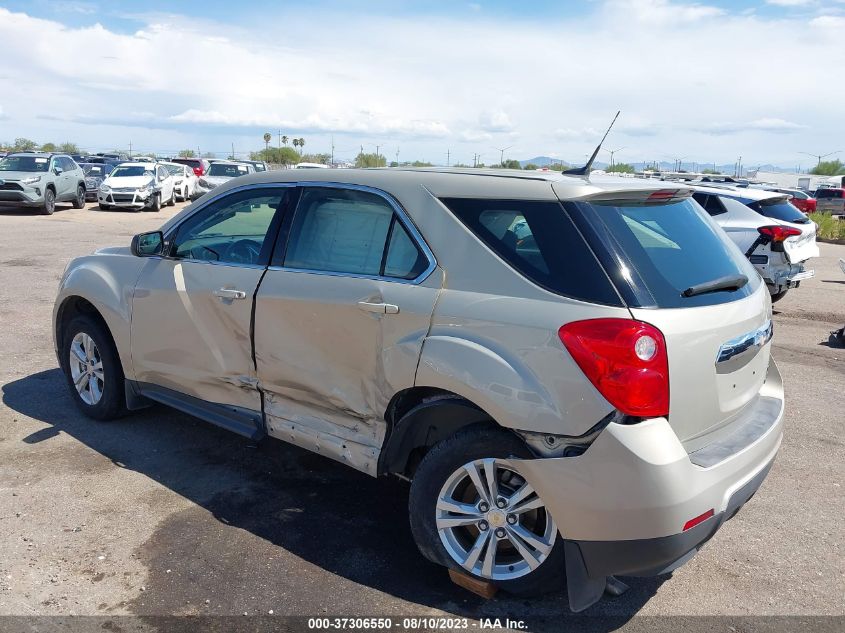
0 198 843 630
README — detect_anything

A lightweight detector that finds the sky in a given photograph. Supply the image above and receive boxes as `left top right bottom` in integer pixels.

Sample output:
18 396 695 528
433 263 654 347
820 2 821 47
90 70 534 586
1 0 844 168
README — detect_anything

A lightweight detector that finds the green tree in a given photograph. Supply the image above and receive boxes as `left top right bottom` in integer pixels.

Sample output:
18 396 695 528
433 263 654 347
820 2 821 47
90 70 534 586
607 162 635 174
13 137 38 151
501 159 521 169
250 146 300 165
548 162 571 171
297 138 305 154
179 149 196 158
354 152 387 168
453 163 470 168
811 159 845 176
701 168 721 174
523 163 539 170
301 153 331 165
409 160 434 167
281 135 289 147
58 142 79 154
40 142 57 152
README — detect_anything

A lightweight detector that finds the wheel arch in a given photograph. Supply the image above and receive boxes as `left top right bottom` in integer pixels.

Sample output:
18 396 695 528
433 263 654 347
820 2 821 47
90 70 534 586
378 387 507 477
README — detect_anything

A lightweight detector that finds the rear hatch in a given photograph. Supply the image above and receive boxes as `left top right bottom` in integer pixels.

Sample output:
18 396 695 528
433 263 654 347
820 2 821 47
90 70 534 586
815 188 845 214
782 220 819 263
741 195 819 263
555 184 772 450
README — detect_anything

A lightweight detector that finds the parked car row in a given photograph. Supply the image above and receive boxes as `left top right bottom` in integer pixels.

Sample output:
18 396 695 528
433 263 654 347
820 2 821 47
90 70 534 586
55 166 787 612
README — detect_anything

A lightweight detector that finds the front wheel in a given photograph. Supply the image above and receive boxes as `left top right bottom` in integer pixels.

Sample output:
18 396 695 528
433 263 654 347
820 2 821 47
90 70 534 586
61 315 126 420
168 188 176 206
72 185 86 209
41 188 56 215
408 426 565 596
148 193 161 212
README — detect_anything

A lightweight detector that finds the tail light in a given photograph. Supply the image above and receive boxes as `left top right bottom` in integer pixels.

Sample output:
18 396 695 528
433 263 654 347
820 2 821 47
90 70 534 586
806 199 816 212
193 166 203 177
558 319 669 418
757 225 802 242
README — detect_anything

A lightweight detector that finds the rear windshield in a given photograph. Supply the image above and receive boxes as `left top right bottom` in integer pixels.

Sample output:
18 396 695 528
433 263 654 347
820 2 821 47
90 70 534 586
566 198 760 308
815 188 843 199
208 163 249 177
173 158 201 168
742 197 809 224
440 198 622 306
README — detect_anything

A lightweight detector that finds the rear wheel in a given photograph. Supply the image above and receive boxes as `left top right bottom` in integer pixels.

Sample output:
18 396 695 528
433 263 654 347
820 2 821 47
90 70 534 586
61 315 126 420
41 188 56 215
72 185 86 209
409 426 565 596
770 288 788 303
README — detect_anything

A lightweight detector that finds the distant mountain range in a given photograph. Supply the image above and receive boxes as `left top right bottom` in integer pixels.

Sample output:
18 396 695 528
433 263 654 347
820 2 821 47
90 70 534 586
518 156 800 174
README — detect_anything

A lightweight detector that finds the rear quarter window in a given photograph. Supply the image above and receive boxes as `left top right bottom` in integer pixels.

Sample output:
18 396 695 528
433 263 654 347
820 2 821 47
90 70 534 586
742 197 809 224
439 198 622 306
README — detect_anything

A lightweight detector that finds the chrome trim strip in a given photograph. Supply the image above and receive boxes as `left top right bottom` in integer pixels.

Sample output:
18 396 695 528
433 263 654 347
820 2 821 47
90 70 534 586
715 319 773 374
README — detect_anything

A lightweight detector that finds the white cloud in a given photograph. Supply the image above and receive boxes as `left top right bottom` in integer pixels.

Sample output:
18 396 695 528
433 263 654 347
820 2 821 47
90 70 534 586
1 3 844 165
765 0 815 6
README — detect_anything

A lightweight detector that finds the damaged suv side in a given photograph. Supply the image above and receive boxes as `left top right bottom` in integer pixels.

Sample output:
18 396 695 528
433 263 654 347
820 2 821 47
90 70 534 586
54 168 784 611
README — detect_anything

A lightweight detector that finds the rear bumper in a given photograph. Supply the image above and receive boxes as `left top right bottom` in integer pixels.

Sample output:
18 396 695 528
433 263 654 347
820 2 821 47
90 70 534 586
508 360 784 610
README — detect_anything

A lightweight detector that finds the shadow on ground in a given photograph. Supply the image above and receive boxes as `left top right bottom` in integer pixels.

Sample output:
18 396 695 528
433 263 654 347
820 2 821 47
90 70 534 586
3 369 665 631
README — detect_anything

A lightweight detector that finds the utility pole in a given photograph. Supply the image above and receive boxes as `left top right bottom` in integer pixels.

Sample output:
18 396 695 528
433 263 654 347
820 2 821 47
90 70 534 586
128 141 132 158
798 150 841 166
604 146 625 168
231 142 235 160
395 147 400 166
278 130 281 150
446 149 450 167
494 145 513 166
331 135 335 167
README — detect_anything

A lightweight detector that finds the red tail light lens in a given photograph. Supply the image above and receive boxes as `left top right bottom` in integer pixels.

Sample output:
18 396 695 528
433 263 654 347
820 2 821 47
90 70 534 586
559 319 669 418
757 225 802 242
193 166 203 177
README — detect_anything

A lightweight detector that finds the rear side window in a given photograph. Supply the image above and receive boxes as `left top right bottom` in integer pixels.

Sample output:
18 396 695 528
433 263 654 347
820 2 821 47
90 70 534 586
440 198 622 306
742 197 809 224
692 193 727 216
567 198 759 308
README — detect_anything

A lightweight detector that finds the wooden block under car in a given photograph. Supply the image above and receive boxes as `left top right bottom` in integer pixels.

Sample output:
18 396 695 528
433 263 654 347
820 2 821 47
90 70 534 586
448 568 498 599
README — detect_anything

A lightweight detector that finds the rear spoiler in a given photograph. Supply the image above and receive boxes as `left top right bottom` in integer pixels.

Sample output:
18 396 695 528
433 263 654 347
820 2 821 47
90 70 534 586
574 188 693 206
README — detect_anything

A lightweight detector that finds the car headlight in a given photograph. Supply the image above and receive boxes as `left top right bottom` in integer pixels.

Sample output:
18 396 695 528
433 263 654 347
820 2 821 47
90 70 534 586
21 176 42 186
100 184 111 192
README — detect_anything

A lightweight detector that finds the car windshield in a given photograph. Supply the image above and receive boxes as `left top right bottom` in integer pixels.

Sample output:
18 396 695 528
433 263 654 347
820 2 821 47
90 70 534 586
111 166 154 178
742 197 809 224
0 156 51 172
82 164 107 177
207 163 248 177
165 164 184 175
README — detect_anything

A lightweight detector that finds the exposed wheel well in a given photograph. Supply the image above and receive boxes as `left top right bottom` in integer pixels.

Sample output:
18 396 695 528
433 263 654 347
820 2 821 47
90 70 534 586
379 387 499 478
45 183 56 193
56 297 115 370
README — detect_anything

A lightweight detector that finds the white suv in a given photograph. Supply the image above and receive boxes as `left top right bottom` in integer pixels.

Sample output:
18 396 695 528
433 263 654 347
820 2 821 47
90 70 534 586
691 185 819 302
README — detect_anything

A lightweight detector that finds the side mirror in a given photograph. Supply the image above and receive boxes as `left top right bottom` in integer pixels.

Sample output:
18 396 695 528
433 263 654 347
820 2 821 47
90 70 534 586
54 167 63 175
131 231 164 257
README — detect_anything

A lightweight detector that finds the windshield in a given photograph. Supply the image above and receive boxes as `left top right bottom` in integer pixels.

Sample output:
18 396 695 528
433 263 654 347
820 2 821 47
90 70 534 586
82 164 108 177
0 156 51 172
110 166 154 178
165 164 184 175
208 163 249 177
743 197 809 224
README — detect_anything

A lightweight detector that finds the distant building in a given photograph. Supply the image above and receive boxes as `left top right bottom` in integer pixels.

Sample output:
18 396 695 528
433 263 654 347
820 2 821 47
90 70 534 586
747 170 844 191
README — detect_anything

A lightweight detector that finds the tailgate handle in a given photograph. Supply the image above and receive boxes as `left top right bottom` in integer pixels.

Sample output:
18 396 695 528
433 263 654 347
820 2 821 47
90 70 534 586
358 301 399 314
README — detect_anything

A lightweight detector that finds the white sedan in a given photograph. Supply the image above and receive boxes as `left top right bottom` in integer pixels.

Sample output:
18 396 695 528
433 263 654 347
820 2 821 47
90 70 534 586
161 161 198 201
98 162 176 212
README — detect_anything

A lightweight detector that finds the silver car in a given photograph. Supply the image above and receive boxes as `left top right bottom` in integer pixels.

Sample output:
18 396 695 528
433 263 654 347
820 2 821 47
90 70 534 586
0 152 86 214
54 168 784 611
192 161 255 199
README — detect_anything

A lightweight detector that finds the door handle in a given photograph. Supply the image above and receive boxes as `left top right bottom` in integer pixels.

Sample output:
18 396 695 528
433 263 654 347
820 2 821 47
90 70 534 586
357 301 399 314
213 288 247 300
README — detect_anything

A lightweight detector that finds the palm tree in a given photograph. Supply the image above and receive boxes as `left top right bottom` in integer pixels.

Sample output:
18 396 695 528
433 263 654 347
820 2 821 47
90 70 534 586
281 135 289 147
292 139 300 152
297 138 305 155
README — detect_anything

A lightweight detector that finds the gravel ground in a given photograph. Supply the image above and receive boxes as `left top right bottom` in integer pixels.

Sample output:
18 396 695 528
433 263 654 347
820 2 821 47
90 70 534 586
0 199 843 631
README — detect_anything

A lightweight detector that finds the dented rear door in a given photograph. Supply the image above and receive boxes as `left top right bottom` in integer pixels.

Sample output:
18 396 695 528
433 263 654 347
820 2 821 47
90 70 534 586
253 184 440 475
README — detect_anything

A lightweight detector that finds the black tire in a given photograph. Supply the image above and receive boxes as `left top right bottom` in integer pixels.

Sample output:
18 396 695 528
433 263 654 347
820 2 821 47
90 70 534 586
41 188 56 215
168 188 176 206
99 203 111 211
183 186 189 201
148 193 161 212
60 315 126 420
72 184 86 209
770 289 788 303
408 425 565 597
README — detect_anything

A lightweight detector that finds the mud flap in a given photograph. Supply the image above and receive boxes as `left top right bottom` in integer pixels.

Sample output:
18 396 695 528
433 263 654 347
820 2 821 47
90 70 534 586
563 540 606 612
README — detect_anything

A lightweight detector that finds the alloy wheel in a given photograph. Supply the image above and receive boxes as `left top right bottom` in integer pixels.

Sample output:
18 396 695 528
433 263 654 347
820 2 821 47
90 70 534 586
436 458 556 580
68 332 104 405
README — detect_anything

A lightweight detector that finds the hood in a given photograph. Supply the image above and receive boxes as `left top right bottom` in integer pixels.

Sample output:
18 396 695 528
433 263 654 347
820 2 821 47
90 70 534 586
0 171 47 182
94 245 132 256
202 175 232 186
103 175 154 189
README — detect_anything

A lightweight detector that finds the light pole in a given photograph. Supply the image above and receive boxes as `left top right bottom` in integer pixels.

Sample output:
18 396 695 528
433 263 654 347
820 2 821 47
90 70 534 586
798 150 841 166
603 146 626 168
493 145 513 166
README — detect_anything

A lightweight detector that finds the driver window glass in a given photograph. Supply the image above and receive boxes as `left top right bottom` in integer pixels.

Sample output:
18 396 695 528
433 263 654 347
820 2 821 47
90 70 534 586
172 189 284 265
